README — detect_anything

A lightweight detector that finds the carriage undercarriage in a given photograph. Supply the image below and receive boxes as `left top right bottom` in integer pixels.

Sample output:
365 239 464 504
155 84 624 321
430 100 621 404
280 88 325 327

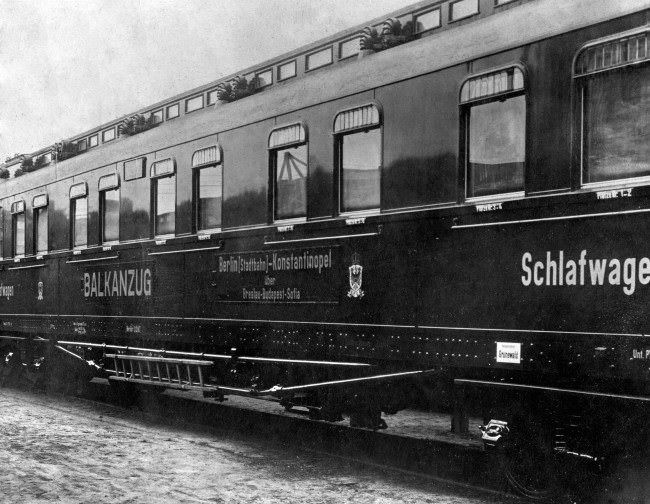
2 331 647 501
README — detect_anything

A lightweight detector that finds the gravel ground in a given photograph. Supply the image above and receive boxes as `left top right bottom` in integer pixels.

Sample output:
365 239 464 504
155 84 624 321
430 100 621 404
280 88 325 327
0 387 506 504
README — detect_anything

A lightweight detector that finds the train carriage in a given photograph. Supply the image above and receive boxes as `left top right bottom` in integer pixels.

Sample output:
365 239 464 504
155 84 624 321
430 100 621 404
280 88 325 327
1 0 648 499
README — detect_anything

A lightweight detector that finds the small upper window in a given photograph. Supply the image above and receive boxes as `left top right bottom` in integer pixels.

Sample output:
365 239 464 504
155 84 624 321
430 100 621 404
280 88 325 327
11 201 25 257
103 128 115 142
306 47 333 71
207 89 219 105
192 146 223 232
89 135 99 148
77 138 88 152
339 38 360 59
256 69 273 88
124 157 146 181
151 110 163 124
69 183 88 248
151 159 176 237
33 194 48 254
334 104 382 214
278 60 297 81
33 194 48 208
167 103 180 119
415 9 441 33
186 95 204 113
450 0 479 21
575 29 649 186
269 124 308 221
461 66 526 199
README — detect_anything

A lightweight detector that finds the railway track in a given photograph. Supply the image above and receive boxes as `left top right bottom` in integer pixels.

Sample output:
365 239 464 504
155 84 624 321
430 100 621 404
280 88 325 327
1 381 519 503
4 378 649 503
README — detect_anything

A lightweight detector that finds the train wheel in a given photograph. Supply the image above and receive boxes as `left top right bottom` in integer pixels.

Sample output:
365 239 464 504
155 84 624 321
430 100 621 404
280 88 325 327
499 418 564 502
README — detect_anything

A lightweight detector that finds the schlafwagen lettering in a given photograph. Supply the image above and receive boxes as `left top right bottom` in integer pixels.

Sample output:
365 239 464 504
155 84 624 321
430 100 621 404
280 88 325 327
83 268 152 298
521 251 650 296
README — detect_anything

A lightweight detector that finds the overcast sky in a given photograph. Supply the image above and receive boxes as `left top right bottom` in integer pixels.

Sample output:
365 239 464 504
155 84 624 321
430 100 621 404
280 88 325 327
0 0 415 161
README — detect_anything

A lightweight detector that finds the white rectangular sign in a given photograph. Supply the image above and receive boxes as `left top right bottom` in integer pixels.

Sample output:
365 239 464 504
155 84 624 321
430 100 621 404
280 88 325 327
496 342 522 364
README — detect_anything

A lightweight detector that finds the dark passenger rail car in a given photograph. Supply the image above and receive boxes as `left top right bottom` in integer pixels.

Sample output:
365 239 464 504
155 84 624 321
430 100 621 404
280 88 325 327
1 0 648 499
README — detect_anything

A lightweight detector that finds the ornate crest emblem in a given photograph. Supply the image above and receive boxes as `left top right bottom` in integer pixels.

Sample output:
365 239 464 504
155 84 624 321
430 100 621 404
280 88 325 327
347 253 365 298
37 281 44 301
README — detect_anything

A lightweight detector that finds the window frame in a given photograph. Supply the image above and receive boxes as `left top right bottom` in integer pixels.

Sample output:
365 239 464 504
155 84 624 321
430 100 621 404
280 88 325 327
88 135 99 148
150 159 176 238
102 127 116 143
33 194 48 255
191 146 224 234
11 200 26 258
460 64 528 203
151 109 164 124
333 103 383 216
166 103 180 120
414 8 441 34
123 157 146 181
255 68 273 88
449 0 480 23
339 38 361 60
268 123 309 223
305 47 333 72
277 60 297 81
207 89 219 105
574 27 649 190
69 183 88 249
185 95 204 114
98 174 120 245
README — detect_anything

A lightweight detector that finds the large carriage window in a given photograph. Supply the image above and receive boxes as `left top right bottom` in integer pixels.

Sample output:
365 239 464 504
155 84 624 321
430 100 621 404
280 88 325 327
151 159 176 237
576 30 649 185
33 194 48 254
192 146 223 231
269 124 307 220
334 104 381 213
99 174 120 244
461 67 526 199
70 183 88 248
11 201 25 257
